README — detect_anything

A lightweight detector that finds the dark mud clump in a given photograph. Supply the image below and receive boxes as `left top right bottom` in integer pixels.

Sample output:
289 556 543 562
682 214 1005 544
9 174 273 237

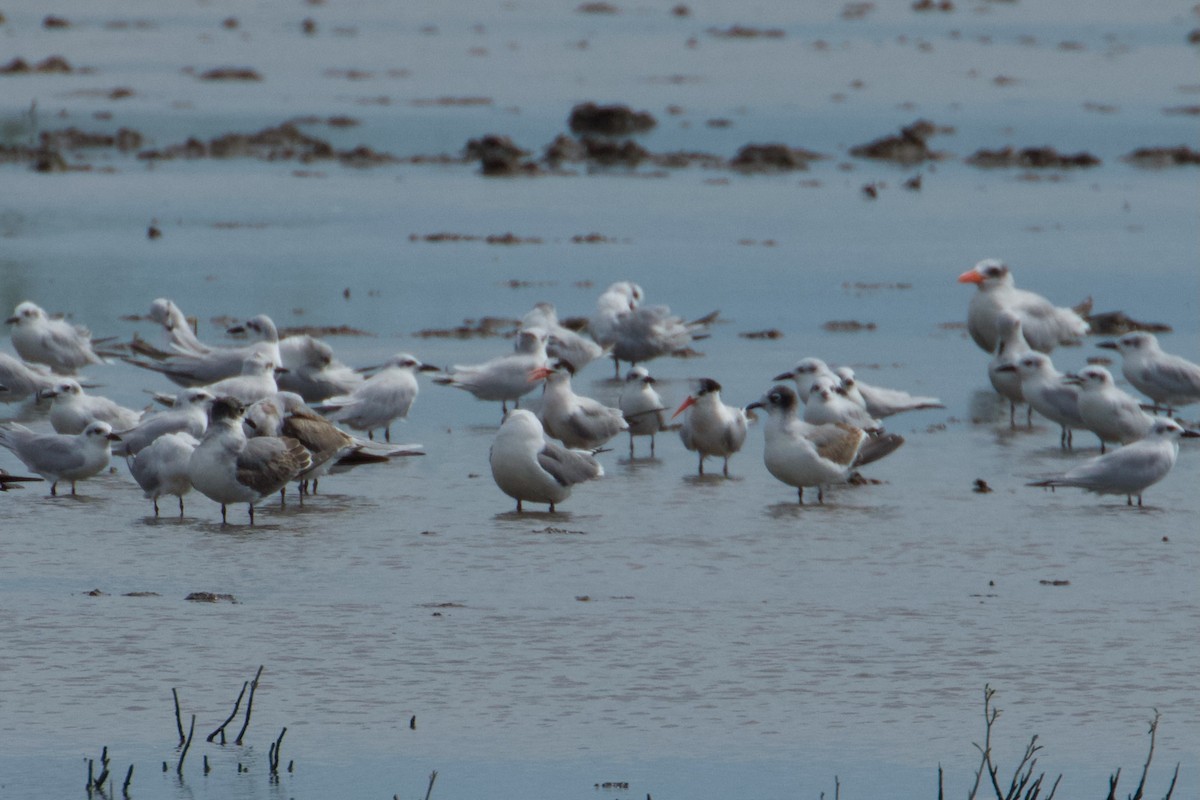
576 2 619 13
1084 311 1172 336
42 127 144 152
185 592 237 603
730 143 823 172
279 324 373 337
568 102 656 136
739 329 784 340
966 146 1100 168
707 25 786 38
465 134 537 175
1121 145 1200 167
414 317 519 339
823 320 877 332
849 119 950 164
0 55 75 74
581 136 649 166
138 123 396 166
198 66 263 81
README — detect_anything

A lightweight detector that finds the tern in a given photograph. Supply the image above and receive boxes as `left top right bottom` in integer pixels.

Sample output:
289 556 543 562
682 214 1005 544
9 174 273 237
958 259 1089 354
833 366 943 418
523 302 606 372
0 420 120 495
127 431 198 516
773 357 839 403
590 282 711 377
618 366 667 457
6 301 106 373
672 378 747 477
0 352 61 404
1097 332 1200 413
147 298 208 355
987 311 1034 427
200 352 283 406
997 353 1085 449
1068 365 1154 452
112 388 213 457
803 375 882 431
747 385 904 504
276 334 363 403
126 314 282 386
42 378 142 435
318 353 435 442
489 408 604 512
187 397 312 524
434 328 549 414
530 359 628 450
1028 417 1198 506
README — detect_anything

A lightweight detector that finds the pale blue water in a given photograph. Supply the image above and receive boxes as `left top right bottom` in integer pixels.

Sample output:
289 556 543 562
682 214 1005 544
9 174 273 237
0 1 1197 798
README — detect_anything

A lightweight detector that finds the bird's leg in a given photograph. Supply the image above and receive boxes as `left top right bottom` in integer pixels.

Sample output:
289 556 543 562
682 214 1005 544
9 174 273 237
71 481 77 495
549 502 556 513
501 400 509 415
178 496 185 517
1126 495 1133 506
649 434 655 457
280 486 286 507
385 425 391 443
797 487 804 505
1025 405 1033 428
1099 438 1106 454
249 504 255 525
298 486 304 507
221 504 228 524
50 481 57 496
153 498 160 516
817 486 825 504
698 454 705 475
722 457 730 478
368 430 374 441
1137 494 1143 508
612 356 620 380
1067 428 1073 450
628 434 634 458
516 498 522 513
313 477 319 494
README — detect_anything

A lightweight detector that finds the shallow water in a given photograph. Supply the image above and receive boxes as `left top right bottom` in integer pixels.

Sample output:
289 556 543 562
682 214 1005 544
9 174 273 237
1 1 1197 798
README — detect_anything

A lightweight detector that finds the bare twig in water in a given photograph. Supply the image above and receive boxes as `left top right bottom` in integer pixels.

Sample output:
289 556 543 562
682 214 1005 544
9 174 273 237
235 665 265 746
424 769 439 800
177 714 195 775
268 727 288 777
938 763 944 800
1110 709 1177 800
172 688 185 746
207 679 249 743
968 684 1061 800
122 764 134 797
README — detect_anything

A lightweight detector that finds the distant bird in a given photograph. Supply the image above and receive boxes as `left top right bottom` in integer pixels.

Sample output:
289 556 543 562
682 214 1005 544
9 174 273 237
747 384 903 504
958 259 1089 353
126 314 282 386
434 328 548 414
530 359 627 450
803 375 882 431
6 301 106 373
987 310 1034 427
832 366 943 418
1098 332 1200 413
43 379 141 435
998 352 1085 449
112 388 213 457
187 397 311 524
0 420 120 495
590 282 712 377
489 409 603 512
1069 366 1154 452
672 378 747 477
127 431 199 516
319 353 435 442
276 334 362 403
0 352 60 404
523 302 606 372
1028 417 1198 506
618 366 667 457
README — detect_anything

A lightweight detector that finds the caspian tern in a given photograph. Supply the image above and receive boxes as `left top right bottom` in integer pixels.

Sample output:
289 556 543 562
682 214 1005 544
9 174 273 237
958 259 1089 354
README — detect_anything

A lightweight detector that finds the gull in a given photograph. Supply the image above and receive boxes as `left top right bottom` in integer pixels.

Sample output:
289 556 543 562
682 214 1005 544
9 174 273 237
125 314 282 386
773 357 839 403
43 378 142 435
147 298 208 355
997 352 1085 449
489 408 603 512
318 353 436 442
618 366 667 457
523 302 606 372
127 431 199 516
1028 417 1198 506
747 384 904 504
803 375 882 431
200 352 282 406
958 259 1089 354
530 359 628 450
832 366 943 418
590 282 712 378
434 328 548 414
6 301 105 373
0 420 120 495
672 378 747 477
276 334 362 403
0 468 43 490
0 352 61 404
112 388 213 456
187 397 311 524
1068 365 1154 453
987 310 1034 427
1097 332 1200 413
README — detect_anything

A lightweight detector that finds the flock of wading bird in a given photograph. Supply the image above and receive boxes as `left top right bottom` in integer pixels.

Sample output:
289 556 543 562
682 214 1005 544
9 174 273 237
0 259 1197 521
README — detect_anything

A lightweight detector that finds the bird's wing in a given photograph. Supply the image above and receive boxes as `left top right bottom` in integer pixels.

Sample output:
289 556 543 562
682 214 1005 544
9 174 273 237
537 440 602 486
237 437 312 495
808 423 863 466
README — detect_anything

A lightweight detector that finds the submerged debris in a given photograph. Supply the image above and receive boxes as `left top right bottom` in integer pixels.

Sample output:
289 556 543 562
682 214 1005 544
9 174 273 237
966 146 1100 168
849 119 949 164
730 143 823 172
568 102 656 136
137 123 396 166
198 67 262 81
1121 145 1200 167
823 320 878 332
185 592 237 603
465 134 536 175
0 55 75 74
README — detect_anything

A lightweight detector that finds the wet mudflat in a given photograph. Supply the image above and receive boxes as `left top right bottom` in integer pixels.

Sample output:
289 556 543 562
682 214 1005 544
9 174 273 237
0 1 1197 798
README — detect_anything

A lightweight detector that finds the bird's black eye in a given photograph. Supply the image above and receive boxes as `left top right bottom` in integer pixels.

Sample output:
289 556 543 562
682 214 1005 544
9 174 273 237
770 391 782 403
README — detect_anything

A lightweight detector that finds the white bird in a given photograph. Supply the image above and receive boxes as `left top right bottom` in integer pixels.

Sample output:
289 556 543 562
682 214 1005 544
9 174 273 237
998 352 1085 449
747 384 904 504
530 359 628 450
126 315 282 386
958 259 1089 354
619 366 667 457
1069 365 1154 452
803 375 882 431
0 420 120 495
773 357 840 403
187 397 311 524
832 366 943 418
0 352 60 404
112 388 213 457
6 301 105 373
147 298 208 355
318 353 434 442
672 378 748 477
43 379 142 435
200 352 282 406
127 431 199 516
276 334 362 403
590 282 711 378
489 408 604 512
987 310 1034 427
1028 417 1198 506
1098 332 1200 413
434 328 548 414
523 302 606 372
